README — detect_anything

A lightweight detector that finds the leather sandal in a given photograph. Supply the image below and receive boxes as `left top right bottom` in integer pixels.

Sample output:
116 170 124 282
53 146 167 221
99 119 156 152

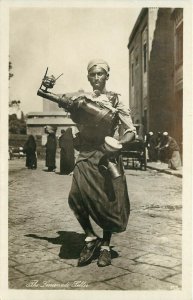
77 238 101 267
97 249 111 267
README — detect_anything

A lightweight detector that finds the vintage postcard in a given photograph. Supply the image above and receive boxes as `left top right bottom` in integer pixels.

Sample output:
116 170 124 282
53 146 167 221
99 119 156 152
0 0 192 300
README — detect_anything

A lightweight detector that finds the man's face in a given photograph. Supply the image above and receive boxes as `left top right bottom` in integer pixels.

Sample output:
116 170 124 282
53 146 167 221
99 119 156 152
87 66 109 92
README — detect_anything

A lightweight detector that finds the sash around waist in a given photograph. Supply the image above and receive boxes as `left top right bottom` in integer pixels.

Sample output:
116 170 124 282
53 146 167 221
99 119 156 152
76 144 105 164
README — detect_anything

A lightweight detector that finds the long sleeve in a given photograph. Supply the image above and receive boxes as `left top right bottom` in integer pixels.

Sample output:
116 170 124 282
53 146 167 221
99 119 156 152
116 100 136 135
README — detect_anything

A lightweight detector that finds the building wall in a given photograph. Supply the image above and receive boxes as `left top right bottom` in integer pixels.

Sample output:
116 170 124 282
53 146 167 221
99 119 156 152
27 126 44 136
148 8 175 133
141 26 148 133
171 8 183 151
129 11 148 126
128 9 158 133
26 112 77 137
128 7 182 145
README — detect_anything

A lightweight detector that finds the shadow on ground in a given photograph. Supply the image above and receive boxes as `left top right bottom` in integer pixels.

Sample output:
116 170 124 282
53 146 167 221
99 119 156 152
26 231 119 260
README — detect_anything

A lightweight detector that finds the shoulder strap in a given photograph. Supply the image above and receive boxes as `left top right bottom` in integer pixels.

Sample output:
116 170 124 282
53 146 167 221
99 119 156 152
106 91 120 108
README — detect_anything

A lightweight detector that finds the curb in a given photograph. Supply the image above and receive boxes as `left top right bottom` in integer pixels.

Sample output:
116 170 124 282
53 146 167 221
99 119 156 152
146 165 182 178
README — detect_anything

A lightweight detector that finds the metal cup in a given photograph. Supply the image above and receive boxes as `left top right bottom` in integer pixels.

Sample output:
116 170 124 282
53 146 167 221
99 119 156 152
107 161 121 179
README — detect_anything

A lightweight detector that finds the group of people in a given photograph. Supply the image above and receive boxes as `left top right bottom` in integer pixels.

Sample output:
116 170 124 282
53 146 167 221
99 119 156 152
24 129 181 173
23 126 75 174
145 131 181 170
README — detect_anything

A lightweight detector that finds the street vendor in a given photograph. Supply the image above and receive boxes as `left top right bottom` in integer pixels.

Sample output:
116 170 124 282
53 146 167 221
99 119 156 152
159 132 181 170
68 59 136 267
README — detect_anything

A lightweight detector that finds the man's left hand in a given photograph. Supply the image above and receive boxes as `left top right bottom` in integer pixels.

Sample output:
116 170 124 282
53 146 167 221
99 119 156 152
119 132 135 145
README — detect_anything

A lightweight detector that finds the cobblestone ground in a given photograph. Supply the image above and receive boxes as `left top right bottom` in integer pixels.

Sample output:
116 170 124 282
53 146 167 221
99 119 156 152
8 158 182 290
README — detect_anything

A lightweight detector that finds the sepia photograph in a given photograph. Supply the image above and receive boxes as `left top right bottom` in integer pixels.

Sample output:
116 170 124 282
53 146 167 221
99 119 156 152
0 0 192 299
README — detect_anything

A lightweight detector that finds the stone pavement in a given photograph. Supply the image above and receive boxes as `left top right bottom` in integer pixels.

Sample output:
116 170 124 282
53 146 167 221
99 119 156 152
8 158 182 290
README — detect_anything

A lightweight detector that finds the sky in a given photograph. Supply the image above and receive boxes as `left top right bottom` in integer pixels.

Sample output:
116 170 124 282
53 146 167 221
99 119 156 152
9 7 141 114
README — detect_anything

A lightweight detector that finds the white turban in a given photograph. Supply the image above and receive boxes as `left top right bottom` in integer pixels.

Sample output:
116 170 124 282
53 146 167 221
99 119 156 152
163 131 168 136
87 59 110 74
45 125 56 134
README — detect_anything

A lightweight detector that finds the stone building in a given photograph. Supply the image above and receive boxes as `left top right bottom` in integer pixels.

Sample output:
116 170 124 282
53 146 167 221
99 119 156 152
128 8 183 150
26 111 76 137
171 8 183 151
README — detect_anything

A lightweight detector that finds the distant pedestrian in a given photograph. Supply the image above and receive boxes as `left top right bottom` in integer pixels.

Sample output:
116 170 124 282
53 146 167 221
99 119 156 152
145 131 157 162
45 126 57 172
59 129 66 174
159 132 181 170
59 128 75 175
23 135 37 169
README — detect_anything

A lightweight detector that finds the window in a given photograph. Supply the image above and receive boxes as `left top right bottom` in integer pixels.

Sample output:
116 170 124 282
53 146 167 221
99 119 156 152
143 43 147 73
135 55 139 66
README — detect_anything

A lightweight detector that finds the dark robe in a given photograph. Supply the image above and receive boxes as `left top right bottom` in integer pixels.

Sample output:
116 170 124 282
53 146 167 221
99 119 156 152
59 128 75 174
145 134 157 161
23 135 37 169
161 136 181 169
45 133 57 170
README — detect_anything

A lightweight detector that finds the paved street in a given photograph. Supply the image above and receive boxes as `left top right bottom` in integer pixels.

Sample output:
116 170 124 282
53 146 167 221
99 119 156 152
8 158 182 290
